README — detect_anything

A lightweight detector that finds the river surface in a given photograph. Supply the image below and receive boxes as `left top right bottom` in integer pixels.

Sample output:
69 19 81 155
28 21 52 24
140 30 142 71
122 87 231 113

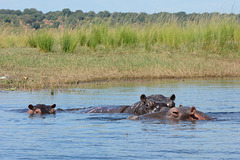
0 78 240 160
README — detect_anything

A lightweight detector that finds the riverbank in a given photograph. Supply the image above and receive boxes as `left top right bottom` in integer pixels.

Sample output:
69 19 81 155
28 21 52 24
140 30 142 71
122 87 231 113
0 47 240 90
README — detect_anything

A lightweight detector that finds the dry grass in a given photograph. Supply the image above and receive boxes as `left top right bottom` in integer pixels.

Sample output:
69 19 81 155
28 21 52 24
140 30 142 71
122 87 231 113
1 14 240 89
0 47 240 89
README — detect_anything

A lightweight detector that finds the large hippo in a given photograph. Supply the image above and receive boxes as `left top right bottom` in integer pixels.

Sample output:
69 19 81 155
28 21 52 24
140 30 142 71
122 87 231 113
27 104 56 116
59 94 176 115
127 105 212 121
146 94 176 108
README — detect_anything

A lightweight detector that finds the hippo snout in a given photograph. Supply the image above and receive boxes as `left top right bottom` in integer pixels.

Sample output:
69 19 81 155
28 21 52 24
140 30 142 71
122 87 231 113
169 107 180 117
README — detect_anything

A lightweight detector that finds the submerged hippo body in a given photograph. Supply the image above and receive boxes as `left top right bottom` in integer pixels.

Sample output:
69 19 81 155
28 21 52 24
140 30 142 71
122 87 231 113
60 94 176 115
27 104 56 116
128 105 211 121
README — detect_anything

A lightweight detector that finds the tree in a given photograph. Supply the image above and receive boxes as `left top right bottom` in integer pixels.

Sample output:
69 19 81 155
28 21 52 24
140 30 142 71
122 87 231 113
15 10 22 16
22 15 36 25
135 12 147 23
74 10 85 20
35 13 45 21
4 16 11 23
87 11 96 18
62 8 71 16
46 11 61 20
53 21 61 28
103 10 111 17
98 10 111 18
32 22 40 30
13 19 20 26
23 8 42 15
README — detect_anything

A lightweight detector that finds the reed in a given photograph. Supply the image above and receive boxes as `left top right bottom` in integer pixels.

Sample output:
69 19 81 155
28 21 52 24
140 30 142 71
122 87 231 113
36 30 54 52
0 26 28 48
27 33 37 48
60 31 79 53
1 14 240 54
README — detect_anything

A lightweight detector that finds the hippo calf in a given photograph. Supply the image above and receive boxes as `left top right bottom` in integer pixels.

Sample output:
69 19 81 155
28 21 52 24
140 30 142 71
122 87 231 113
27 104 56 115
127 105 211 121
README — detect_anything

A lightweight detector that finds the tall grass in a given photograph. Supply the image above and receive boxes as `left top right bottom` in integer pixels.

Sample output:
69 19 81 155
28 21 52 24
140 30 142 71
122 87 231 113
36 31 54 52
0 14 239 54
60 31 79 53
0 26 28 48
28 33 37 48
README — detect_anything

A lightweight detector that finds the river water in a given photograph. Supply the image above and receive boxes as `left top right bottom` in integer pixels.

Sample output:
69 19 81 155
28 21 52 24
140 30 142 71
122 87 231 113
0 78 240 160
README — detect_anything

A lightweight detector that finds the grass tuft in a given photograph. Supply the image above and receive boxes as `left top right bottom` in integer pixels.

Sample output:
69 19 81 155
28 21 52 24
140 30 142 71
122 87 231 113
36 31 54 52
60 31 79 53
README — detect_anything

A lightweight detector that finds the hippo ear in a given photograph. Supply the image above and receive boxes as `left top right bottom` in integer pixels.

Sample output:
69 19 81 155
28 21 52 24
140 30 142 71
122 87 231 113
170 94 176 101
28 104 34 110
179 105 183 108
51 104 56 108
190 106 196 114
140 94 147 103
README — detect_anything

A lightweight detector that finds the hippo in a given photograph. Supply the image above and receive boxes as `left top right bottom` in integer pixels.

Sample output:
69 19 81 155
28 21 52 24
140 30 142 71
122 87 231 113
147 94 176 108
60 94 176 115
120 94 175 115
127 105 211 121
27 104 56 116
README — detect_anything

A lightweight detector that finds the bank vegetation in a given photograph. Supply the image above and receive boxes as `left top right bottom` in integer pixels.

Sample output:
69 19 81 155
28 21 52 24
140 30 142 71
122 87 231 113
0 11 240 89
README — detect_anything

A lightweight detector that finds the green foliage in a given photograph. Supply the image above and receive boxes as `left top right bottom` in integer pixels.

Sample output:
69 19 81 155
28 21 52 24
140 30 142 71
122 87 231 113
22 15 36 25
60 31 79 53
53 21 61 28
36 31 54 52
1 10 240 54
28 34 37 48
87 25 108 49
118 26 137 47
23 8 40 15
78 31 87 46
62 8 71 16
32 22 40 30
4 16 11 23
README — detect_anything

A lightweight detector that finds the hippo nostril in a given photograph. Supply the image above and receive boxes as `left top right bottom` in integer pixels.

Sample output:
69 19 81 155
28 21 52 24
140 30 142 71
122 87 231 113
173 111 178 115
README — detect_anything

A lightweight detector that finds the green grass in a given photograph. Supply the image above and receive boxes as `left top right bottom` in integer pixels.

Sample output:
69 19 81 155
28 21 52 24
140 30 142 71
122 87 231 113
0 47 240 89
60 31 79 53
36 30 54 52
0 14 239 54
0 14 240 89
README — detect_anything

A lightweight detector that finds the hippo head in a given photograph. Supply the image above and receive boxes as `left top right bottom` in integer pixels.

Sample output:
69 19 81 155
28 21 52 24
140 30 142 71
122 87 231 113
132 94 170 115
166 94 176 107
147 94 176 108
166 105 211 121
128 105 211 121
27 104 56 115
